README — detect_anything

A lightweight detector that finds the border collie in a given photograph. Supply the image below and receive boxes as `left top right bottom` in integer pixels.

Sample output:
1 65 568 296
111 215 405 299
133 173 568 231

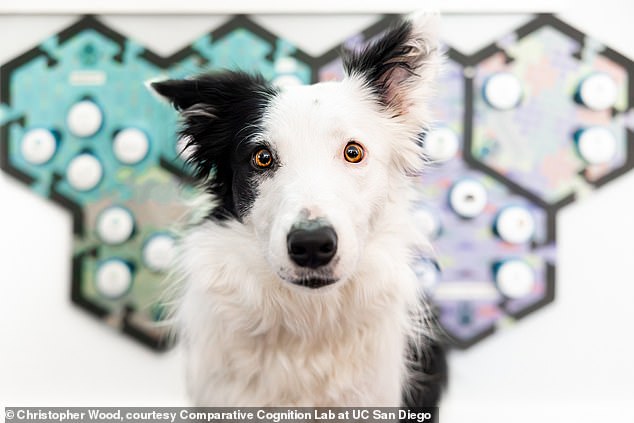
152 13 447 407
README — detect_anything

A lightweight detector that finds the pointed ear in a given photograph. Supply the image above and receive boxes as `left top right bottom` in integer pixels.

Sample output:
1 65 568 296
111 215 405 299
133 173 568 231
149 72 277 183
150 72 278 219
150 79 207 111
343 13 442 129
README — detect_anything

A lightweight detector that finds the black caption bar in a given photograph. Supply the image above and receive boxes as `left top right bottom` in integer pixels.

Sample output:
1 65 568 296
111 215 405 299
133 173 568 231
4 407 438 423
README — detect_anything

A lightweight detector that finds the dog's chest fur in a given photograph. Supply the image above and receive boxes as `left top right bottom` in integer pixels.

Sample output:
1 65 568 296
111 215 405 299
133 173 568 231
177 218 420 406
186 300 408 405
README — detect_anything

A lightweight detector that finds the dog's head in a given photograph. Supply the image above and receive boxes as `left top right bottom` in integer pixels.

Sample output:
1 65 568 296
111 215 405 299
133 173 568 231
152 15 440 291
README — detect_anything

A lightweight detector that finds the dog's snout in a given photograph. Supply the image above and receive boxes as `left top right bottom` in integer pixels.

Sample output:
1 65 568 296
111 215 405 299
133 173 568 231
287 223 338 269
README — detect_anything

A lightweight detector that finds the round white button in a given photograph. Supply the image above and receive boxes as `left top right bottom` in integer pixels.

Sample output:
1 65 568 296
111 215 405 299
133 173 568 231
95 259 132 299
579 73 618 111
495 260 535 299
67 100 103 138
495 206 535 244
275 57 298 73
415 207 441 239
21 128 57 165
66 154 103 191
273 75 303 88
424 127 459 162
483 72 523 110
413 259 440 291
96 206 135 245
113 128 149 164
577 127 617 165
143 234 176 272
450 179 488 218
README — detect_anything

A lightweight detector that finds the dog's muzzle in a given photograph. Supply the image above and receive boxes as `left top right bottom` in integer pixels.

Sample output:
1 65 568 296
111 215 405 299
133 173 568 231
287 220 338 269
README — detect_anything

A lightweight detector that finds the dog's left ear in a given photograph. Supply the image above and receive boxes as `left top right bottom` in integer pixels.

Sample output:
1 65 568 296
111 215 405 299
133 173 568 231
343 13 441 131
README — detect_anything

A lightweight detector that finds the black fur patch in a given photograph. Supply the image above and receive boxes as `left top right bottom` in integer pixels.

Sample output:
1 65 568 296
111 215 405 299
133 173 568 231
342 20 415 106
152 72 279 220
402 336 448 407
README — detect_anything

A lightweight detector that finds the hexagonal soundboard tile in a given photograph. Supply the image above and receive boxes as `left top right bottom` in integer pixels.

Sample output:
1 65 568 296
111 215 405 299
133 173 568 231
468 14 634 209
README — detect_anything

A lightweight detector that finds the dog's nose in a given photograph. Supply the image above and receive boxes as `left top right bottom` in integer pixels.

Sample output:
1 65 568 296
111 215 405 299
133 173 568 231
287 225 338 268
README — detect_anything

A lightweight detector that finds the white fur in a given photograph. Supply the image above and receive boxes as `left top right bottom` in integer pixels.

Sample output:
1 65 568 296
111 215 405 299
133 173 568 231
169 13 442 406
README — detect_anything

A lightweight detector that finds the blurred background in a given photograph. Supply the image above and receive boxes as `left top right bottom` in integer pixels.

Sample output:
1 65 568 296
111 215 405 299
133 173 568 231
1 1 633 422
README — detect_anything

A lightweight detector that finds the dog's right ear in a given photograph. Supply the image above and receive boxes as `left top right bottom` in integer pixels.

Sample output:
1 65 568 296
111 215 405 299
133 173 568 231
150 72 278 181
150 78 212 112
151 73 278 219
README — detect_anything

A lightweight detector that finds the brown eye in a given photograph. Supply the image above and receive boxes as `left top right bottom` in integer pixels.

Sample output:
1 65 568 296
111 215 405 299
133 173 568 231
344 142 365 163
253 148 273 169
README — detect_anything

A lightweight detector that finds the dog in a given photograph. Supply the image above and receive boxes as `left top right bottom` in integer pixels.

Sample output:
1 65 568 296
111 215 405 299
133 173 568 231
151 13 447 407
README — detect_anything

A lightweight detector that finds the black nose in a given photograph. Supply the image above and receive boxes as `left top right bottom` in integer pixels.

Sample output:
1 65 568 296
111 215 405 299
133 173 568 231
287 225 338 268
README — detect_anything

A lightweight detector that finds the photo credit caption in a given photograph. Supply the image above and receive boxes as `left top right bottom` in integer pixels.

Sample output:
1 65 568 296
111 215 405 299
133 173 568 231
4 407 439 423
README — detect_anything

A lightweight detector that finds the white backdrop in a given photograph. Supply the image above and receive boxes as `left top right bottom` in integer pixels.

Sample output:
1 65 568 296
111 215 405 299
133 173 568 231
1 2 633 422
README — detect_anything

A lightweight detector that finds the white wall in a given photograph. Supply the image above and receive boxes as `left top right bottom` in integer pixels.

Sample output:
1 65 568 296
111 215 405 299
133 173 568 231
1 2 634 421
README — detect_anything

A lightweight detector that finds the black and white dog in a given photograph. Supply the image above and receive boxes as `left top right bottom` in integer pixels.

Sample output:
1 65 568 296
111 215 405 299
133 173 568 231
152 13 447 407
